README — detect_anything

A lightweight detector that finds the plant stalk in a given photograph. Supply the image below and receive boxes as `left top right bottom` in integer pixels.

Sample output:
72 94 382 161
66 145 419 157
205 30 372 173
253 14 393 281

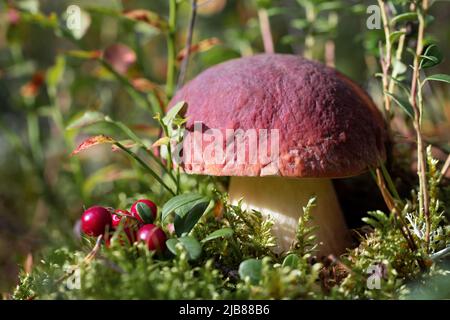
166 0 178 99
258 8 274 54
177 0 198 89
409 1 430 250
378 0 392 120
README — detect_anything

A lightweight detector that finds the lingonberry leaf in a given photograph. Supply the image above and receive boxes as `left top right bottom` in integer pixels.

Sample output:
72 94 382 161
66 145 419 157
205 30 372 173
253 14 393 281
162 101 187 126
238 259 262 285
135 202 155 224
71 135 115 156
166 236 202 261
390 12 418 25
174 200 213 237
389 31 406 45
420 44 443 69
162 193 209 222
423 74 450 85
385 92 414 118
201 227 233 243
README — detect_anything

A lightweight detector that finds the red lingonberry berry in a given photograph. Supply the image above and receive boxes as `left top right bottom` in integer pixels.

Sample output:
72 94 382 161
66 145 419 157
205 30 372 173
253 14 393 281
111 209 141 245
111 209 132 229
137 224 167 252
81 206 112 237
131 199 157 224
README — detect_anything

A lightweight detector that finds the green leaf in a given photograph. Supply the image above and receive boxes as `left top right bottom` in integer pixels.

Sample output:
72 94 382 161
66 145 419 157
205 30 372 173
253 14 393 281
201 228 234 243
420 44 443 69
238 259 262 285
135 202 155 224
66 111 106 130
282 254 301 269
162 193 209 222
385 92 414 118
166 236 202 260
174 200 212 237
388 76 409 95
389 31 405 45
391 12 418 25
163 101 187 126
423 74 450 85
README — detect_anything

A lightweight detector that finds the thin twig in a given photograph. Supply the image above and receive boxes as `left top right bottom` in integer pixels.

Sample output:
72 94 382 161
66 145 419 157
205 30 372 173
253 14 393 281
324 12 337 67
373 168 427 271
258 8 274 54
166 0 178 98
304 2 316 59
409 0 430 250
177 0 198 89
377 0 392 119
84 235 104 263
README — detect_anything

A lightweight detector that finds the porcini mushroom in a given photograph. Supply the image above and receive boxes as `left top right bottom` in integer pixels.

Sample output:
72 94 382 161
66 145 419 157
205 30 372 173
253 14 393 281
169 54 386 256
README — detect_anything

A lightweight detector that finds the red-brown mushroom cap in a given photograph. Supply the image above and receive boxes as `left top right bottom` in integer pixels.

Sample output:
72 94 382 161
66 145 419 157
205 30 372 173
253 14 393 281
170 54 386 178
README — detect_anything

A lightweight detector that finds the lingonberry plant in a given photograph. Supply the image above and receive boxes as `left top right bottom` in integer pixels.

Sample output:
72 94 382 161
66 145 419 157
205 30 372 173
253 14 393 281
1 0 448 300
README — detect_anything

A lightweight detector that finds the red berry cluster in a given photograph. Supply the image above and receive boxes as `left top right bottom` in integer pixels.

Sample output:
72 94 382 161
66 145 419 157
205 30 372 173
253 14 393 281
80 199 167 253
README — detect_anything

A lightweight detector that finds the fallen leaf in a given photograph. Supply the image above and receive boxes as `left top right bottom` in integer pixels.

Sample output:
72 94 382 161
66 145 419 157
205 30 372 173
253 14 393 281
123 9 168 30
177 38 221 62
71 135 115 156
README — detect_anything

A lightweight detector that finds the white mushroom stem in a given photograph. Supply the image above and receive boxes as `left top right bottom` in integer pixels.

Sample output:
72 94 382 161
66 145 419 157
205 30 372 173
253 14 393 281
228 176 351 256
